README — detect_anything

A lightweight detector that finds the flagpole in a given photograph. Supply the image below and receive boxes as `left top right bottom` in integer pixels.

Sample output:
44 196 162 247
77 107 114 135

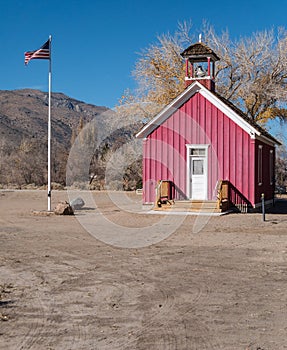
48 35 52 211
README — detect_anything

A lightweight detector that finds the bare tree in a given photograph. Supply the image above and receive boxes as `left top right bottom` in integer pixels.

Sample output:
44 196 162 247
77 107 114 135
0 137 11 185
275 143 287 192
119 28 191 117
120 21 287 124
203 24 287 122
13 138 46 185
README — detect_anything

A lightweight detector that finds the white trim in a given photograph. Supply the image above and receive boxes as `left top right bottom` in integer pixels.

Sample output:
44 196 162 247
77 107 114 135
258 145 263 186
136 80 279 146
186 144 209 200
186 144 210 149
185 76 212 81
270 149 274 185
136 80 259 139
256 134 277 147
136 83 200 139
144 210 229 216
199 88 260 137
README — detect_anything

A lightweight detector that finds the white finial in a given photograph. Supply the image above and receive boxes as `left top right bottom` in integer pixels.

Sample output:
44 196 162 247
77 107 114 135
199 34 202 43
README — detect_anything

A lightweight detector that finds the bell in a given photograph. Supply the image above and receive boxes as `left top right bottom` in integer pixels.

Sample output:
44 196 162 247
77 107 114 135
195 65 206 77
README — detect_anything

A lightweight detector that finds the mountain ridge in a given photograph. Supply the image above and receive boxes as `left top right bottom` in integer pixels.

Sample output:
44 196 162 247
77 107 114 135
0 89 110 186
0 88 109 148
0 89 143 189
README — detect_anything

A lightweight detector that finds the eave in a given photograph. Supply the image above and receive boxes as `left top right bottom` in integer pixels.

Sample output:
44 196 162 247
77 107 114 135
136 81 281 146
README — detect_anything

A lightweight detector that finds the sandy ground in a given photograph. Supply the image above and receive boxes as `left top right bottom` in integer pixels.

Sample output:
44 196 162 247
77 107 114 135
1 190 287 350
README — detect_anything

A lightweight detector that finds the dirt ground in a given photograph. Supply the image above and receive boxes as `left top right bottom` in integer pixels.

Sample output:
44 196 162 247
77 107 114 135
1 190 287 350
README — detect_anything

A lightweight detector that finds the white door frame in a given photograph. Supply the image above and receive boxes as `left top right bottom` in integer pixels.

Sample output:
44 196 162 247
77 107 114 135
186 144 209 200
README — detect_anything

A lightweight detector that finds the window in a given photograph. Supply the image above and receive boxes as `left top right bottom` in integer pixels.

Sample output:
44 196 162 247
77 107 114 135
193 159 204 175
190 148 206 156
190 147 207 175
258 145 263 185
270 150 274 185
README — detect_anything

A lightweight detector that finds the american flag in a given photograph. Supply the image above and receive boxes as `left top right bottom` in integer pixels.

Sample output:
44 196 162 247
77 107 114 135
24 39 50 65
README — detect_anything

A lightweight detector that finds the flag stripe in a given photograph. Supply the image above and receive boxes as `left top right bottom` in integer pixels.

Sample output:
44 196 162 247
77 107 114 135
24 39 50 65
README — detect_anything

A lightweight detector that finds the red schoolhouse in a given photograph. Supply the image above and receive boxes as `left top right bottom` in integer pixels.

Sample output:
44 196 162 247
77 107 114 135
136 42 280 211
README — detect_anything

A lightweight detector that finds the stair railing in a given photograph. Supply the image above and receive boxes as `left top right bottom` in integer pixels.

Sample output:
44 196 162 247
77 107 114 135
217 180 229 211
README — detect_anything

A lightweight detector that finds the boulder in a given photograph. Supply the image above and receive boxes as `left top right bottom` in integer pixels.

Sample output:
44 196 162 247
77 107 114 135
54 201 74 215
70 197 85 210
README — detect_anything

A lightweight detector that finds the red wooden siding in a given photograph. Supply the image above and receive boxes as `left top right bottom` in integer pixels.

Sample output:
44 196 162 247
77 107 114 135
254 140 275 204
142 92 264 205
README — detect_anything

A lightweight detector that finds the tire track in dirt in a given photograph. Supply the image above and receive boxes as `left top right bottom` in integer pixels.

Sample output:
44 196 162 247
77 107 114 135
118 268 178 349
89 279 143 350
37 263 92 350
0 267 51 350
87 265 215 350
123 267 223 350
18 291 49 350
1 269 221 349
1 251 222 349
171 274 223 350
1 257 92 350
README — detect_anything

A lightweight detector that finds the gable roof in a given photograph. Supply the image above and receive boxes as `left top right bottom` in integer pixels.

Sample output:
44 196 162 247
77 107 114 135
212 92 280 145
136 81 281 146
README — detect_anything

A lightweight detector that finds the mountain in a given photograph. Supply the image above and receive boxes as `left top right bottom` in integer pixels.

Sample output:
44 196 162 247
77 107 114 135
0 89 143 189
0 89 110 187
0 89 108 149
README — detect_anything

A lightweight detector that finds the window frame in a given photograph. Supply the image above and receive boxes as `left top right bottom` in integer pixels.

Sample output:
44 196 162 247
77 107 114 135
258 145 263 186
269 149 274 185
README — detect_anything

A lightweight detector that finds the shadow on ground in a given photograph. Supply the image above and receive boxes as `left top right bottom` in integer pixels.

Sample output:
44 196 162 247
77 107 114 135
266 197 287 214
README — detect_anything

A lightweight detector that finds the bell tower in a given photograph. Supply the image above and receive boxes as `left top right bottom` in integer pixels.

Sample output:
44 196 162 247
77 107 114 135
180 40 220 91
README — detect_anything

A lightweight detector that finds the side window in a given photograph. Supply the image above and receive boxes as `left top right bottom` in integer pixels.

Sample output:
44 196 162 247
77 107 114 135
270 150 274 185
258 145 263 185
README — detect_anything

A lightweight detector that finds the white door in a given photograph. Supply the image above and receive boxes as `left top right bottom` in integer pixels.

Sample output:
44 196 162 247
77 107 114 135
187 146 208 200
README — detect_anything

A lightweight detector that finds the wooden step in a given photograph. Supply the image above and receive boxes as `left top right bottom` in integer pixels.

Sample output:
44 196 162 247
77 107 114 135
154 200 221 213
174 200 218 209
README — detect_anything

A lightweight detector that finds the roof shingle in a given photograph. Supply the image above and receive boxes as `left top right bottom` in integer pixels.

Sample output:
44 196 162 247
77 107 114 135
181 42 220 61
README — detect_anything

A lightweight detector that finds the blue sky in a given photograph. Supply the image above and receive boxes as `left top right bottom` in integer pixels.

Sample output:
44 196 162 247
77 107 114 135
0 0 286 109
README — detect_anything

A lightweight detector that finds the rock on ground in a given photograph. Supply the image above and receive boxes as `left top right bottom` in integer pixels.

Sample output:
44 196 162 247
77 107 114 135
54 201 74 215
70 197 85 210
